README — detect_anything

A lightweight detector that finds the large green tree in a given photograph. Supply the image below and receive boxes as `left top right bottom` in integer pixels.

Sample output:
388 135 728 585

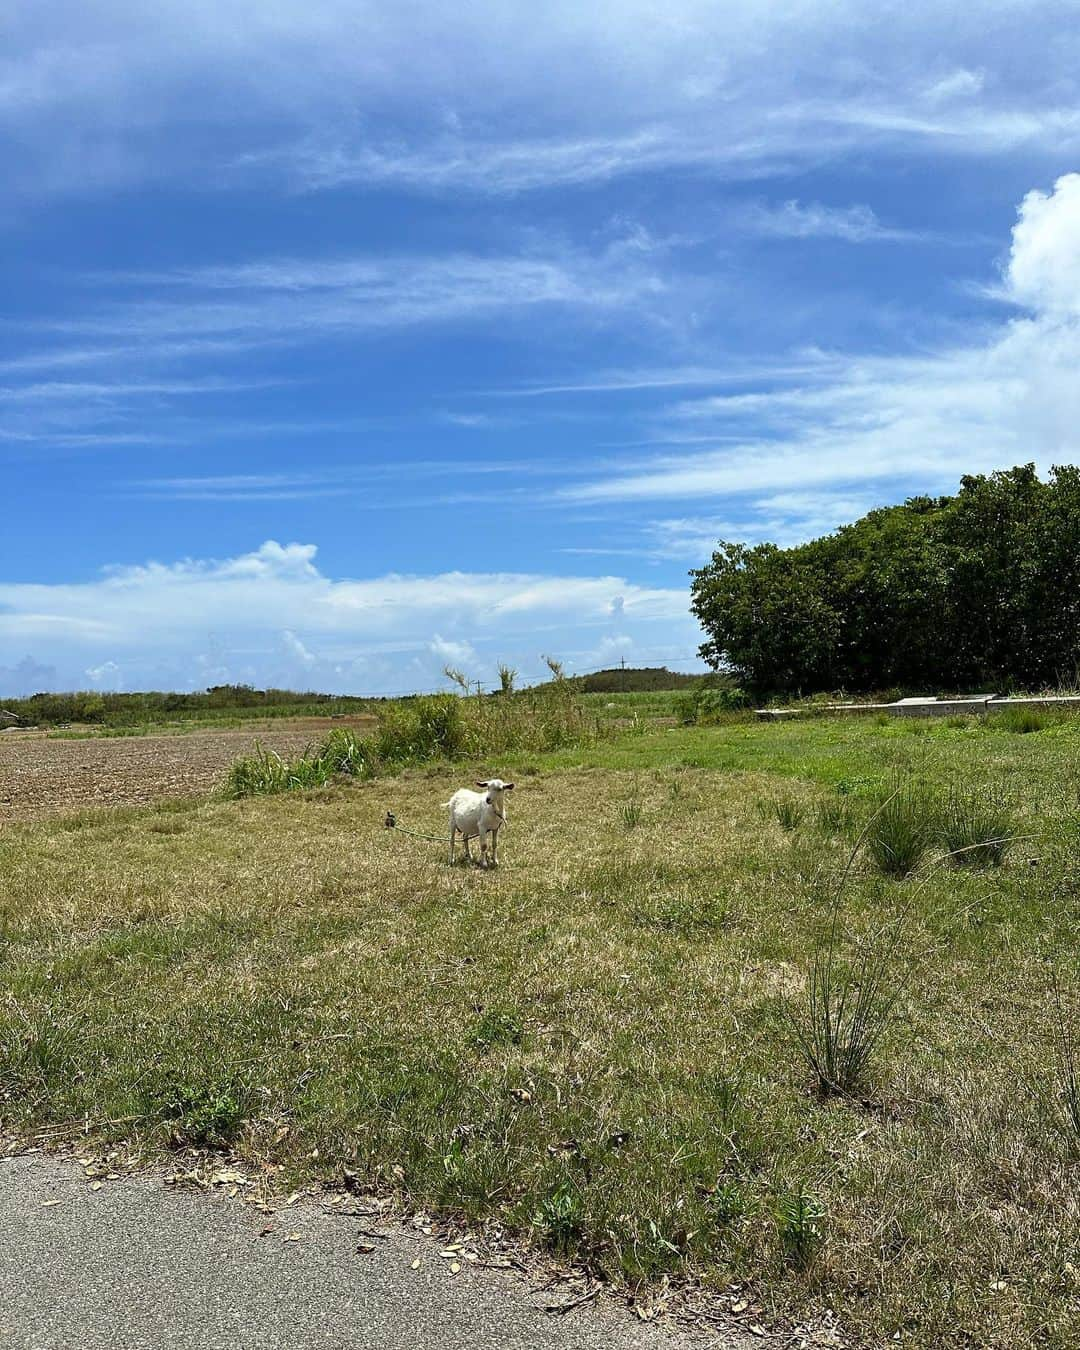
690 465 1080 695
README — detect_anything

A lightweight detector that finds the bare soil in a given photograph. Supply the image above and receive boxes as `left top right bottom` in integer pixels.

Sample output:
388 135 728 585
0 718 373 822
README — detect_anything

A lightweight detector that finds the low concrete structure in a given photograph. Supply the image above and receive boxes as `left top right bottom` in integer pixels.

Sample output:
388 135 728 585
756 693 1080 721
892 695 998 718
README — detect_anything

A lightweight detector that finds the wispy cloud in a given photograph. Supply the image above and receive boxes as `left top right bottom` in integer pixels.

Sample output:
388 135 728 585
564 175 1080 509
5 3 1080 201
52 246 666 346
736 199 926 243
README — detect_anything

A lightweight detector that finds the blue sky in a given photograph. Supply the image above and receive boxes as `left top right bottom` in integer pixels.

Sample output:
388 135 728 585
3 2 1080 695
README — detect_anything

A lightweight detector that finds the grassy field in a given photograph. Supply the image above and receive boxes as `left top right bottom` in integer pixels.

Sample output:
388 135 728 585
3 709 1080 1345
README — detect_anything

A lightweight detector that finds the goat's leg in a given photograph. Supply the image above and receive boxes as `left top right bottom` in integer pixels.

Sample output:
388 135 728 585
448 822 456 865
463 833 473 864
490 829 499 867
479 829 490 868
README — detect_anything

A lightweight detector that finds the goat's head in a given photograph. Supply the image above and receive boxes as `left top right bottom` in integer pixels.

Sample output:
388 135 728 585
477 778 514 797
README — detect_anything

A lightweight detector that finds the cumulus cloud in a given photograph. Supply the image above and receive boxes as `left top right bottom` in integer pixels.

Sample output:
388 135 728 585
0 541 694 693
1005 173 1080 316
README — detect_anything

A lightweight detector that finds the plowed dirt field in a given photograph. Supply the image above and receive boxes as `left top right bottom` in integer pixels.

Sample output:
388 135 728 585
0 717 374 822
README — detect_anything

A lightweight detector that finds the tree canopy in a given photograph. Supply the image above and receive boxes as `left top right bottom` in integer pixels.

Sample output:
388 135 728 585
689 465 1080 695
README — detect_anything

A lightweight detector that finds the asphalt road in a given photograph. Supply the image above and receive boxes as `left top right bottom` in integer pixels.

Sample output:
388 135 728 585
0 1155 754 1350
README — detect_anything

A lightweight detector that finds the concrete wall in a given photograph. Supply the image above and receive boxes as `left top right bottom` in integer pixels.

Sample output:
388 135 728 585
756 694 1080 721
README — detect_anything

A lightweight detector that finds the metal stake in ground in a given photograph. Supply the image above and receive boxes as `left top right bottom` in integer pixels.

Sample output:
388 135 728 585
383 811 444 844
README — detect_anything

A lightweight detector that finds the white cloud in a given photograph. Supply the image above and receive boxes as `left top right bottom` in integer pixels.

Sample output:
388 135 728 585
85 659 122 688
429 635 478 668
4 3 1080 200
1005 172 1080 316
738 200 922 243
282 630 317 667
0 541 695 694
922 68 985 105
38 246 666 357
563 176 1080 513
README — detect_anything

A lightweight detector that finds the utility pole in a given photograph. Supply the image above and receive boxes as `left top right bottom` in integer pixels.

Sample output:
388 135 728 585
473 680 484 698
620 655 626 692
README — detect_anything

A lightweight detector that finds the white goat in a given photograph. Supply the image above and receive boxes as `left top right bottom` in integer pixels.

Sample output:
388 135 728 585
445 778 514 867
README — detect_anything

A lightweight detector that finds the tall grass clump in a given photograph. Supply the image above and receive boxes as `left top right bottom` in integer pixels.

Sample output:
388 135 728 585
771 796 804 831
814 795 860 840
865 783 936 878
938 787 1014 867
990 706 1050 734
790 817 909 1097
791 924 905 1096
371 694 467 766
224 666 606 797
223 743 334 798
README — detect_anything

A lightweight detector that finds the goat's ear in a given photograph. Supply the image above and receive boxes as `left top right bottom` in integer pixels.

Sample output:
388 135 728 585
475 780 489 787
504 783 515 790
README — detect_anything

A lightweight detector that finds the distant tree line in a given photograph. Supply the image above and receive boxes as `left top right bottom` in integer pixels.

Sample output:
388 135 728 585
1 685 372 727
690 465 1080 695
576 666 701 693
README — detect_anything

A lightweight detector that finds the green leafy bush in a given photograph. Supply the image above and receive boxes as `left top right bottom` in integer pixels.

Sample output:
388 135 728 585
675 677 752 725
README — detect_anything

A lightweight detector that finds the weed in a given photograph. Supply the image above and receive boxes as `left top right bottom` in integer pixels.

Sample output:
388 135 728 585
621 799 643 830
159 1080 248 1147
772 797 805 831
223 743 333 798
633 893 727 935
815 796 860 839
712 1180 746 1225
703 1070 742 1127
793 928 904 1096
471 1008 524 1050
534 1179 585 1256
776 1185 826 1266
1050 974 1080 1148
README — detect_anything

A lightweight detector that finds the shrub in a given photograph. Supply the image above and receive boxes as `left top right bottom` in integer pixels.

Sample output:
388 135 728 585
938 788 1013 867
865 785 936 877
675 677 751 725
